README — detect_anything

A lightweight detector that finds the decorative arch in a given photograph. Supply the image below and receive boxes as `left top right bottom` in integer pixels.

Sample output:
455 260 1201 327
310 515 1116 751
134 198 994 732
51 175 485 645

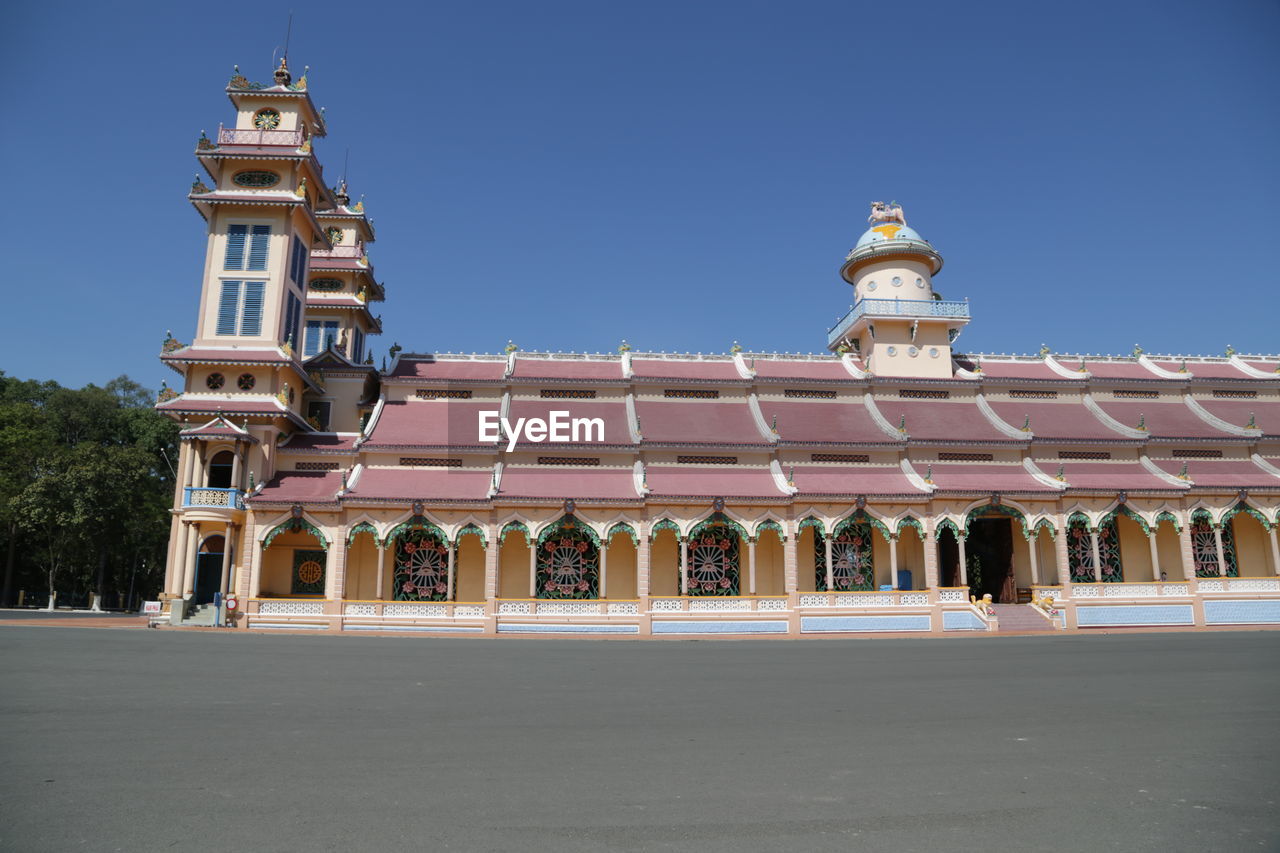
455 522 487 548
895 516 924 538
1066 513 1094 583
835 509 892 543
1221 501 1272 531
536 515 601 599
1102 504 1150 536
347 520 380 548
934 518 962 540
1031 517 1057 537
386 515 446 545
1189 508 1238 578
649 518 681 540
390 519 451 602
797 516 826 538
755 518 786 542
500 520 531 545
606 522 639 547
1153 510 1182 532
964 503 1030 540
262 515 329 550
818 513 878 592
685 512 745 596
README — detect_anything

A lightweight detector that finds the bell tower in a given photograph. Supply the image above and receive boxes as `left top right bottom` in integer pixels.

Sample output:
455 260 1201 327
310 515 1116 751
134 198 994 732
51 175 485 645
825 202 969 378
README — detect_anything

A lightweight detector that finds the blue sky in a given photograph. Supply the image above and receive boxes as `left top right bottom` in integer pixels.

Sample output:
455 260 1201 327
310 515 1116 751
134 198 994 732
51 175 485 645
2 0 1277 390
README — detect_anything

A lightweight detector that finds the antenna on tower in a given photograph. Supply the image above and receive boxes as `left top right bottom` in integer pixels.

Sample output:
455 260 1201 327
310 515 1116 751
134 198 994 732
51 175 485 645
283 10 294 60
343 147 350 183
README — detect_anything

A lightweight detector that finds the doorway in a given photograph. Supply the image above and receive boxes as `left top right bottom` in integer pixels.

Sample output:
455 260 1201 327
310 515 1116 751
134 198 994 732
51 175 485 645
194 535 225 605
966 518 1014 602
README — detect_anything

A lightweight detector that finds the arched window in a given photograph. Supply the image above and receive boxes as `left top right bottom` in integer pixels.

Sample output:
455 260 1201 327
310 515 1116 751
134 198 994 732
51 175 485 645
1190 511 1238 578
392 521 450 602
207 450 234 489
1066 515 1094 583
687 513 745 596
537 516 600 599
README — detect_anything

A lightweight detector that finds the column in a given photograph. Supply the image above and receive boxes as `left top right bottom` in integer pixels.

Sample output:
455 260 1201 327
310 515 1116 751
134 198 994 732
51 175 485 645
218 521 234 597
1269 526 1280 577
327 536 347 600
957 534 968 586
747 536 757 595
1053 522 1071 585
1213 524 1226 577
483 523 498 601
638 528 651 596
1089 528 1102 582
600 537 609 599
528 538 537 598
181 522 200 595
888 535 899 590
446 541 456 600
1177 519 1195 580
1028 532 1040 586
183 440 198 493
783 522 798 593
680 537 689 595
823 534 833 591
230 445 243 493
1148 530 1162 581
922 528 939 589
375 543 387 600
170 520 191 597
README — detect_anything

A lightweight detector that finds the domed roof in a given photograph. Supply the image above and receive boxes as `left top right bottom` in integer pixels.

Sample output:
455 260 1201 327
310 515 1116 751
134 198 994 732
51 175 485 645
854 222 928 249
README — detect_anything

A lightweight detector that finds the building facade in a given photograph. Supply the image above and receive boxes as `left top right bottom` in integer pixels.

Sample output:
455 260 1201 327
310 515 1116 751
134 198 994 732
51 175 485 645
157 64 1280 635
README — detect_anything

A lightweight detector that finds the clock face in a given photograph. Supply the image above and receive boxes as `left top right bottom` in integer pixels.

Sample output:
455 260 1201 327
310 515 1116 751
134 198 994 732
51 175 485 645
326 227 343 245
253 109 281 130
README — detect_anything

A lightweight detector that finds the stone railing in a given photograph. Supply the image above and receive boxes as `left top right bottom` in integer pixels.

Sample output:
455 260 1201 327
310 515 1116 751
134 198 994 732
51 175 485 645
183 487 244 509
1195 577 1280 594
256 599 325 616
495 599 641 616
648 596 789 613
1068 582 1192 599
342 601 486 619
216 126 305 147
797 590 931 608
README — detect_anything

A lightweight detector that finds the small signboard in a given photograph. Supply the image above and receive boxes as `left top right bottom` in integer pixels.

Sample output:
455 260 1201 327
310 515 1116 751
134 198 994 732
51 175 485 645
142 601 162 615
225 597 239 611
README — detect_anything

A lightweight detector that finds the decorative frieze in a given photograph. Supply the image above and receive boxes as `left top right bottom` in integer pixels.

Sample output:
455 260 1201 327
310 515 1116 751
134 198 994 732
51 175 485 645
415 389 473 400
811 453 871 463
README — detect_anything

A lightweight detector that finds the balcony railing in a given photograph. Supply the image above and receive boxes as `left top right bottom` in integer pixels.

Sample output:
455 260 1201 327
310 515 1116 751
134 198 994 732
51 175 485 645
216 125 305 147
311 242 364 259
183 487 244 510
827 298 970 347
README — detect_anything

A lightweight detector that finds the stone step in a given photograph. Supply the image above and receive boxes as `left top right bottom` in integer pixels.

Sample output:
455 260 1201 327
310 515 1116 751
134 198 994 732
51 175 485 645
991 604 1054 632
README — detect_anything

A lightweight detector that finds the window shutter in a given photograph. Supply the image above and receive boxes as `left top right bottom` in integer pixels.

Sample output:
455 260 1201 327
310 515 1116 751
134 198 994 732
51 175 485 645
323 321 339 352
303 321 321 357
216 281 241 335
290 294 302 349
240 282 265 335
247 225 270 271
224 225 247 270
353 328 364 362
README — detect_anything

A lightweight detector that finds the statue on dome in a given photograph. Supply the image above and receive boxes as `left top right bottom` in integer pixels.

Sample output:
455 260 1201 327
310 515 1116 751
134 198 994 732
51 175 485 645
868 201 906 226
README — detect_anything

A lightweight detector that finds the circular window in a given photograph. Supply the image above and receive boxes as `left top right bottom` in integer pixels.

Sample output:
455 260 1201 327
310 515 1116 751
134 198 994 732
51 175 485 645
908 346 919 357
253 109 281 130
206 372 225 390
237 373 256 391
928 347 940 358
886 346 897 356
916 277 925 288
232 170 279 188
866 280 878 291
892 276 902 287
309 278 343 291
325 227 343 246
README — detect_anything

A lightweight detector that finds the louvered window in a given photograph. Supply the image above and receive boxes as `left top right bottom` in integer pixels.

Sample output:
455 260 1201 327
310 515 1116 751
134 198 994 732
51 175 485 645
353 328 365 362
303 320 340 357
283 292 301 350
224 224 270 270
240 282 265 335
288 235 309 285
216 281 241 335
215 280 266 336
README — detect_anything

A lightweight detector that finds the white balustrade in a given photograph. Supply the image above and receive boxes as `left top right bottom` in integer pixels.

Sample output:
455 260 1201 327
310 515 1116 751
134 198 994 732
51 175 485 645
649 599 685 612
343 603 376 616
798 593 829 608
1226 577 1280 592
258 600 324 615
497 601 533 615
384 603 448 617
756 598 788 611
454 605 485 618
688 598 754 612
937 589 967 603
606 602 640 615
1103 584 1158 598
535 601 601 616
899 592 930 607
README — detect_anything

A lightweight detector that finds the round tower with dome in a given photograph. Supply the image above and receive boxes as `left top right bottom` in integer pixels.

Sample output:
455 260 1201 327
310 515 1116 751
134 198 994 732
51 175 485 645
826 202 970 379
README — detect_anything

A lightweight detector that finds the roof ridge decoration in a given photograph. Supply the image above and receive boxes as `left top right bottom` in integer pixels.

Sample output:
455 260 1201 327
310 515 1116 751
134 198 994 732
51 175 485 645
746 394 778 443
1137 355 1188 380
624 394 643 443
1045 354 1091 379
863 393 908 441
900 459 934 493
1023 458 1067 491
1183 397 1262 437
1252 454 1280 479
732 352 755 380
975 394 1034 440
769 459 799 495
839 353 868 380
633 460 649 497
1080 393 1149 439
1140 455 1193 488
1230 356 1279 379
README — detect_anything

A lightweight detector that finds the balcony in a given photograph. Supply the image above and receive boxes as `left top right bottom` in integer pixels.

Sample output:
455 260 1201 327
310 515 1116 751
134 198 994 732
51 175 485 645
827 298 970 348
183 487 245 510
216 125 305 147
311 242 364 259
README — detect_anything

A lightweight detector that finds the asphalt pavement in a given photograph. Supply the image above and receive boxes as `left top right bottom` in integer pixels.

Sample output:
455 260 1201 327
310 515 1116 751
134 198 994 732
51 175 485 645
1 625 1277 852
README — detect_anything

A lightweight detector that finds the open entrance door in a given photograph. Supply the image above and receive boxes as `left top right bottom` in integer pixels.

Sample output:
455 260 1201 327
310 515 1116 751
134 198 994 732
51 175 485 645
966 518 1014 602
194 535 225 605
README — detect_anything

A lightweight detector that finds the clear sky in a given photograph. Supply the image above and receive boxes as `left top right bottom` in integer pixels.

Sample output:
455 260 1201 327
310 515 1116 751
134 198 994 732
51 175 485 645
2 0 1277 390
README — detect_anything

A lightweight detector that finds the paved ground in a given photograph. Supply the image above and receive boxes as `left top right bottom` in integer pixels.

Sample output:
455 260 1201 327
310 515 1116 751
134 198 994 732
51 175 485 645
1 625 1277 852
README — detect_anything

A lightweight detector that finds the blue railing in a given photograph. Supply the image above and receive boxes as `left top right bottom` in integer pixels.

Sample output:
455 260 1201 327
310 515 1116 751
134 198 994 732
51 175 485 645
827 299 970 347
183 487 245 510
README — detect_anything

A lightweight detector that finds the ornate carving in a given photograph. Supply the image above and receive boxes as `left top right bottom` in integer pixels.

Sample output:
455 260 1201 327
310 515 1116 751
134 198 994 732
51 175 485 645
868 201 906 225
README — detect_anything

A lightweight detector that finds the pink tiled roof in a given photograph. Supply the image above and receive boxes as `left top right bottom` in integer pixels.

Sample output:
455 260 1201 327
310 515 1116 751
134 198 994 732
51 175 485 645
388 358 506 382
1148 360 1240 379
757 399 893 444
510 358 623 381
789 465 924 496
966 359 1065 381
506 399 634 446
1195 400 1280 436
157 398 286 416
986 400 1131 441
281 433 359 453
1056 462 1182 491
309 257 369 272
249 470 343 503
631 359 744 382
1083 360 1161 379
363 401 498 448
749 358 854 381
497 467 639 501
873 398 1016 443
1151 459 1280 489
644 466 786 499
1092 400 1229 439
161 347 290 364
634 400 770 445
925 463 1059 494
1244 361 1280 376
179 424 256 442
345 467 492 502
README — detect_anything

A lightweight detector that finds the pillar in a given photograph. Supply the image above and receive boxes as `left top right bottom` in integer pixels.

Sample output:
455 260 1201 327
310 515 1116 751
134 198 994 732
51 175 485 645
1028 532 1040 586
323 542 337 599
783 522 798 593
680 537 689 595
181 522 199 595
249 537 263 598
600 536 609 599
1089 528 1102 582
484 523 498 601
1149 529 1162 581
1177 519 1195 580
1213 524 1226 578
375 543 387 600
823 534 833 591
638 528 651 596
218 521 234 597
957 534 968 586
528 537 537 598
1269 526 1280 577
922 528 939 589
171 520 191 597
888 535 899 590
747 536 757 595
230 445 243 494
1053 522 1070 585
446 541 456 601
183 440 198 491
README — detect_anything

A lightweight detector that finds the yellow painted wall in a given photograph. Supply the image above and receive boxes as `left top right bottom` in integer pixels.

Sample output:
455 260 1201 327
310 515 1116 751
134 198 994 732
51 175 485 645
1231 515 1272 577
345 534 379 599
650 530 679 596
604 535 637 599
1115 514 1154 581
455 534 486 601
754 531 784 594
498 537 531 598
260 529 326 596
897 530 925 589
797 527 818 592
1154 523 1183 580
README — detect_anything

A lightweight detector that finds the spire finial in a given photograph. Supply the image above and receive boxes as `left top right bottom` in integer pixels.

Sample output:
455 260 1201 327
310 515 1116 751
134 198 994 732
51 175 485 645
274 54 292 86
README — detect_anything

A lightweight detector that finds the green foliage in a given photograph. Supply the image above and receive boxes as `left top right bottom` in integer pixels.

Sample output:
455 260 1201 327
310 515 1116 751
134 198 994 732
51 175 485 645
0 372 179 607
